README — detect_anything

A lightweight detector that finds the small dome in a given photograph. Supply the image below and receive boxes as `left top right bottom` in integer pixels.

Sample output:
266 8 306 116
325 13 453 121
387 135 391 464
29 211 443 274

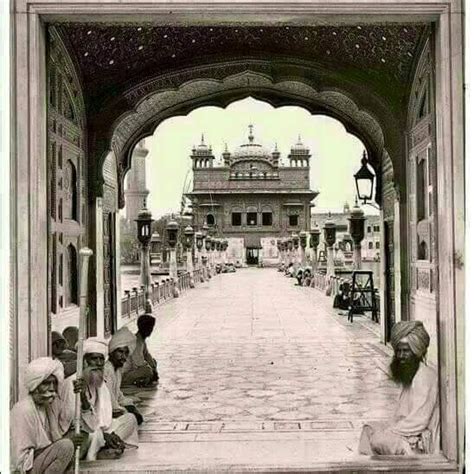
233 125 271 160
290 135 310 154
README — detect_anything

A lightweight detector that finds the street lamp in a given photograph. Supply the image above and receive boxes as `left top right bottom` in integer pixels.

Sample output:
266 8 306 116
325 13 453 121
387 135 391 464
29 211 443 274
348 200 366 270
184 225 195 287
136 205 154 313
354 151 376 205
195 231 205 282
299 230 307 266
204 235 212 279
166 218 180 297
323 217 337 278
310 226 321 271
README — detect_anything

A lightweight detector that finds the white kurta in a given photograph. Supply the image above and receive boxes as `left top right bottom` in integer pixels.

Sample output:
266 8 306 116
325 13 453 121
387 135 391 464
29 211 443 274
61 375 138 460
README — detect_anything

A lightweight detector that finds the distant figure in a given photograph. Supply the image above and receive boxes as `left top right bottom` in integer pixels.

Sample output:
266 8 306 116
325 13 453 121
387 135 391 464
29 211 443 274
10 357 85 473
62 326 79 352
51 331 77 377
122 314 159 388
359 321 439 455
333 282 351 311
104 327 144 425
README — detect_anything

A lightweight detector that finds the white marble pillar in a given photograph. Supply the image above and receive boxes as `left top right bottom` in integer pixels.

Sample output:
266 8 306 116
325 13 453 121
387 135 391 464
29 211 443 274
169 248 179 297
187 248 195 288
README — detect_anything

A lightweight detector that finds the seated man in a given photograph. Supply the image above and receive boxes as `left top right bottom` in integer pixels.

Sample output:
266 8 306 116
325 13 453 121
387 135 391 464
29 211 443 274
359 321 439 455
333 282 351 311
104 327 144 425
63 337 139 461
122 314 159 388
52 331 77 377
10 357 85 473
63 326 79 352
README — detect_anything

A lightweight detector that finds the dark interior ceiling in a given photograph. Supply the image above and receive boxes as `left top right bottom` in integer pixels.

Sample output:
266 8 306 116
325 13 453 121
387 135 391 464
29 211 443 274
58 24 427 111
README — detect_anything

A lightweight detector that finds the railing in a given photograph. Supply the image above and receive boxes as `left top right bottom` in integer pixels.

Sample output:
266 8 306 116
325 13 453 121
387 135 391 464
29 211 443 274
121 268 206 320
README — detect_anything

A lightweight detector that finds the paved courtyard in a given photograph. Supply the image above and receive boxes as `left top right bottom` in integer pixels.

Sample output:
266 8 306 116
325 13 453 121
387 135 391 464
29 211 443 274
85 268 399 472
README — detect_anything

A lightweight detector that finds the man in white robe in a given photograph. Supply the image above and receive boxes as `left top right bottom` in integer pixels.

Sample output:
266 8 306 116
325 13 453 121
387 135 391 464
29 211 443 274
10 357 83 473
121 314 159 387
359 320 440 455
104 327 144 425
62 337 138 461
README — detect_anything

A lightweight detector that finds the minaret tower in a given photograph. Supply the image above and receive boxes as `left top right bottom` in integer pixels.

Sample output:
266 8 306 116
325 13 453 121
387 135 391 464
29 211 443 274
125 139 150 221
288 135 311 167
190 134 215 169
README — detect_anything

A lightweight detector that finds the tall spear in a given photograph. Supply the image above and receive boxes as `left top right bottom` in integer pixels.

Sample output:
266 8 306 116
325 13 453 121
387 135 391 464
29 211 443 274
75 247 93 474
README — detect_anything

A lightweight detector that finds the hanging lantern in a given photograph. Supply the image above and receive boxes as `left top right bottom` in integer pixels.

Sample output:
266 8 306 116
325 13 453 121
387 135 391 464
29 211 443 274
349 201 366 245
310 226 321 249
354 151 375 204
292 232 299 250
195 231 203 250
324 219 336 247
299 230 307 249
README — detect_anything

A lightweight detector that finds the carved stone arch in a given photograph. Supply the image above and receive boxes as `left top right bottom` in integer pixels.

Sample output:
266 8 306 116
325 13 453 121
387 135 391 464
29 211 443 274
89 61 401 209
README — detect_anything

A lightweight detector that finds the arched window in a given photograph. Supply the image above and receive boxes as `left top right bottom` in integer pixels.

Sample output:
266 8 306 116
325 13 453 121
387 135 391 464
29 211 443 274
206 213 215 226
66 244 78 306
418 240 427 260
65 244 78 305
64 160 78 221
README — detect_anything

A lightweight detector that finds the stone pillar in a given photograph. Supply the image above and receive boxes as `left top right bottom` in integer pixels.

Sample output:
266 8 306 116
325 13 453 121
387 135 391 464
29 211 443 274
324 219 336 279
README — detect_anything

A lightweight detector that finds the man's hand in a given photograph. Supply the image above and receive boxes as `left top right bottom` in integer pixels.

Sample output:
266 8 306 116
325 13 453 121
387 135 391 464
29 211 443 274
72 431 89 449
73 377 86 394
125 405 144 425
73 377 91 411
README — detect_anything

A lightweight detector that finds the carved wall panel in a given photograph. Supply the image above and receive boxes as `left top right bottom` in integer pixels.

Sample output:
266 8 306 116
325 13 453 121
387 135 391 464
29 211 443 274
47 27 88 326
406 37 438 366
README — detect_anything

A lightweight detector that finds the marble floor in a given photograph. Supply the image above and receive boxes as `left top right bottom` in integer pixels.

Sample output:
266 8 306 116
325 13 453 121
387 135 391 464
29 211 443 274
83 268 400 472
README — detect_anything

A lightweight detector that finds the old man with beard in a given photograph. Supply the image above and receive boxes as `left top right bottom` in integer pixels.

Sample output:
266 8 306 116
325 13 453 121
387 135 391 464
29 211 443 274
10 357 86 473
358 321 439 455
104 327 144 425
62 337 138 461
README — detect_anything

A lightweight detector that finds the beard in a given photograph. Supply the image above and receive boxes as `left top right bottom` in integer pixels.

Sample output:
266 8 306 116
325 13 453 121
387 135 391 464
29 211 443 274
390 355 421 387
83 367 104 388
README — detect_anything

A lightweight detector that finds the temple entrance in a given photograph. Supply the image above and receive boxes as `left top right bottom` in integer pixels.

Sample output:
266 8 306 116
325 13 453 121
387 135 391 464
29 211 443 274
246 247 260 265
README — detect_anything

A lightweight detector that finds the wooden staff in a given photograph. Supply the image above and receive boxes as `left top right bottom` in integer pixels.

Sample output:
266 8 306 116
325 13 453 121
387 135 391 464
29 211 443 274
75 247 93 474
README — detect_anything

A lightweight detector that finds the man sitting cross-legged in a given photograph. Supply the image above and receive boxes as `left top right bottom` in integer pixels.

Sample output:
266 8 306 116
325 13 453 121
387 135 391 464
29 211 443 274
104 327 144 425
62 337 139 461
10 357 87 473
121 314 159 388
358 320 440 455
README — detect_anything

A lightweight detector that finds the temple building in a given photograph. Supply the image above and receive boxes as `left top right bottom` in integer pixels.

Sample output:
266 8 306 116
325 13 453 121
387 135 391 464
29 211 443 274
187 126 318 266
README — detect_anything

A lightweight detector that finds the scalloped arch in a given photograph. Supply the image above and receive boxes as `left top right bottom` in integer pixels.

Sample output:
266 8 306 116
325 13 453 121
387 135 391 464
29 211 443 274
104 66 395 208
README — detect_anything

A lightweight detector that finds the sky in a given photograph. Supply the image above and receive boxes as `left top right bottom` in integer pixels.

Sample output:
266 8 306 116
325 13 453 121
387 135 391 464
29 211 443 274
125 97 378 219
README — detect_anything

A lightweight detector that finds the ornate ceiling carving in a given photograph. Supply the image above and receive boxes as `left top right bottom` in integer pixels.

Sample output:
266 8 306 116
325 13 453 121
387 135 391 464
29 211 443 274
59 24 425 104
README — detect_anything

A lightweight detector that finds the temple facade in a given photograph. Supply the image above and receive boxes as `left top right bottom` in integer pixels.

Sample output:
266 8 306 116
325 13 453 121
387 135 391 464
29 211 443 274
187 126 318 266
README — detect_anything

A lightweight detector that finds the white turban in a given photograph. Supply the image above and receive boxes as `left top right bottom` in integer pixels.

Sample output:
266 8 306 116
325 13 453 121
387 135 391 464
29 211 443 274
391 320 430 359
83 337 108 356
108 327 136 354
25 357 64 393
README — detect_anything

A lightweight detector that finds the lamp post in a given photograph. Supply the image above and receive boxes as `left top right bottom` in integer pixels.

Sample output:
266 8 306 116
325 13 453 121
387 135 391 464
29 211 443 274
299 230 307 267
310 226 321 272
204 235 212 279
184 225 195 288
348 200 366 270
210 237 216 274
166 218 179 297
136 205 154 313
195 231 205 282
323 218 337 278
222 239 228 265
287 237 293 266
292 232 299 267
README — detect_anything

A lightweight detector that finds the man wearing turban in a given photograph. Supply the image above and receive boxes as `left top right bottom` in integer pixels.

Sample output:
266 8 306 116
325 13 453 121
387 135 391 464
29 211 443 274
51 331 77 378
61 337 138 461
121 314 159 388
10 357 86 473
359 321 440 455
104 327 144 425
